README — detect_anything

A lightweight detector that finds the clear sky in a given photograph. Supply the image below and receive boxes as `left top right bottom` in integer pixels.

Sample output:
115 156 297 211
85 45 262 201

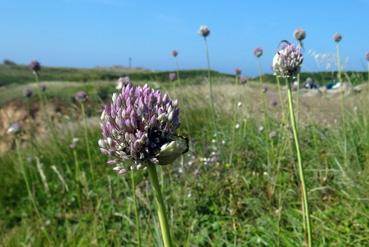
1 0 368 75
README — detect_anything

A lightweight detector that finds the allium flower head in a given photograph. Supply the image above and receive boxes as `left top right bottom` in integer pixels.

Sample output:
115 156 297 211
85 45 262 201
74 91 88 103
272 43 303 78
366 52 369 61
169 72 177 81
7 122 22 135
199 25 210 38
172 50 178 57
39 84 46 92
333 32 342 43
294 28 306 41
24 88 33 98
240 76 248 85
254 48 263 58
70 138 80 149
30 60 41 72
235 68 241 75
99 83 187 174
116 76 131 90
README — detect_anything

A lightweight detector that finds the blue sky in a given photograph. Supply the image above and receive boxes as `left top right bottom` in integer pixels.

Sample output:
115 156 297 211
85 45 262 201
1 0 368 75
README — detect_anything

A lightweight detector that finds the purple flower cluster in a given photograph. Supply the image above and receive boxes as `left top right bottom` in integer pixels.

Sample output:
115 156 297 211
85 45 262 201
30 60 41 72
254 48 263 58
99 83 181 174
272 43 303 78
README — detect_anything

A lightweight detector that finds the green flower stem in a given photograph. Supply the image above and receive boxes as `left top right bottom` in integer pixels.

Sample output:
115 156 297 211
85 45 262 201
15 139 41 218
204 38 215 118
257 59 263 84
336 44 341 82
286 81 312 247
276 77 285 117
81 103 94 183
147 165 172 247
175 57 181 87
72 149 82 209
131 171 142 247
296 74 301 123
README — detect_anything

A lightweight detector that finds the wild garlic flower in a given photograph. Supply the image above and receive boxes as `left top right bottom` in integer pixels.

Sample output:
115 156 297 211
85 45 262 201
272 43 303 78
30 60 41 72
116 76 131 90
333 32 342 43
169 72 177 81
7 122 22 135
74 91 88 103
254 48 263 58
235 68 241 76
240 76 248 85
39 84 47 92
24 88 33 98
294 28 306 41
172 50 178 57
70 138 80 149
199 25 210 38
99 83 187 175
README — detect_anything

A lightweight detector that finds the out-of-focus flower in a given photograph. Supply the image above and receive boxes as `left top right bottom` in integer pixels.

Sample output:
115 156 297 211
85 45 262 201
116 76 131 90
24 88 33 98
272 43 303 78
333 32 342 43
7 122 22 135
294 28 306 41
254 48 263 58
74 91 88 103
39 84 46 92
366 52 369 61
169 72 177 81
237 101 242 108
235 68 241 76
271 100 278 107
172 50 178 57
70 138 80 149
263 85 269 93
199 25 210 38
99 83 187 174
30 60 41 72
240 76 248 85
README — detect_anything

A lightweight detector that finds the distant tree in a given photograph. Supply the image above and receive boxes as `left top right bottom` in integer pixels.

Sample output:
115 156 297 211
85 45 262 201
3 59 17 65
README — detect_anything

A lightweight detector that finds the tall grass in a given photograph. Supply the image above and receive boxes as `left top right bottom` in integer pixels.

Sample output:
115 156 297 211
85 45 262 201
1 81 369 246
